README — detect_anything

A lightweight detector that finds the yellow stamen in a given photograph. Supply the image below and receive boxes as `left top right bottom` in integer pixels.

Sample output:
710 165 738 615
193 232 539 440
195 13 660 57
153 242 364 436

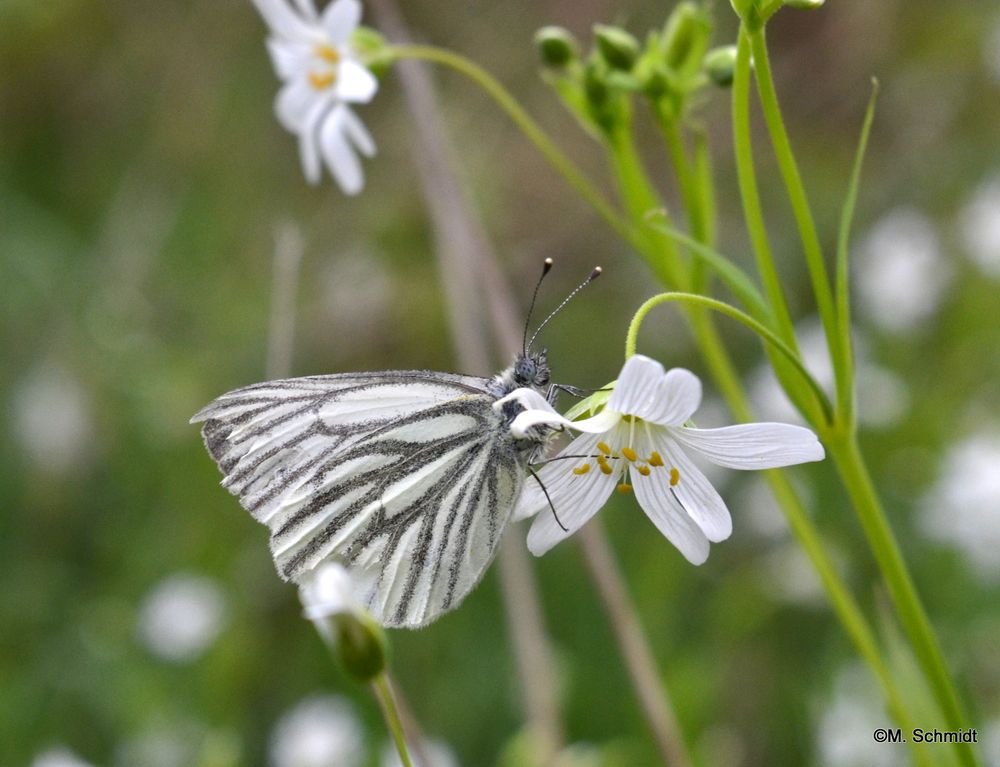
572 463 591 476
316 44 341 63
309 71 336 90
621 446 637 462
669 468 680 486
637 465 651 477
597 456 613 475
648 451 664 467
597 442 612 456
616 483 633 494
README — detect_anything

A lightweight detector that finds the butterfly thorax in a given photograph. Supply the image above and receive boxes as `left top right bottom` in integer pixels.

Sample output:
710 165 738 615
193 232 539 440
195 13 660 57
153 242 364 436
485 350 551 400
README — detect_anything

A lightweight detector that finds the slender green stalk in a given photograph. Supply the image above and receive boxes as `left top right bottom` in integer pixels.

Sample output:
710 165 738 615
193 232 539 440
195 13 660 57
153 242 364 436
828 434 978 767
654 106 708 247
373 674 414 767
624 291 832 422
732 28 797 347
746 27 847 403
834 81 879 428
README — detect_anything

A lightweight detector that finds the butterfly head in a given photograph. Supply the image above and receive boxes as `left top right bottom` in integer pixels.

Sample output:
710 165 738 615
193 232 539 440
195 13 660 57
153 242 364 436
513 349 551 391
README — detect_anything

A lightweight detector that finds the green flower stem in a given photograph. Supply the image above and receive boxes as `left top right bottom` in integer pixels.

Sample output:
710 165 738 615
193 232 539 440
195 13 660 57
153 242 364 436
745 26 849 410
624 292 833 423
827 433 978 767
732 28 797 348
385 45 643 254
373 673 414 767
653 106 709 248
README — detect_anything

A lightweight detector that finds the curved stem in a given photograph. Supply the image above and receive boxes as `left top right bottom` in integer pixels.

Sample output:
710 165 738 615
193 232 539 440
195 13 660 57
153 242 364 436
386 44 642 253
625 291 833 424
373 674 414 767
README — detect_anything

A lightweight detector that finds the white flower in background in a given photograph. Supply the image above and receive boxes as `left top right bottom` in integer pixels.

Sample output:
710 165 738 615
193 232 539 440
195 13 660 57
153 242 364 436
253 0 378 192
270 695 365 767
816 665 904 767
13 363 94 474
31 748 94 767
501 355 824 564
853 206 951 334
959 173 1000 278
920 431 1000 581
380 737 459 767
137 574 226 662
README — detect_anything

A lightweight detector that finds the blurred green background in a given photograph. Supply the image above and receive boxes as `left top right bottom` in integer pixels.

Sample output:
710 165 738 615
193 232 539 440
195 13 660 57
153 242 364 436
3 0 1000 765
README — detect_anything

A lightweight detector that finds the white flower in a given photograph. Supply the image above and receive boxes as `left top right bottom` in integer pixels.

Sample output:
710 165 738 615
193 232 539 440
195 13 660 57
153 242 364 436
298 560 363 642
959 173 1000 278
500 355 825 564
270 695 365 767
253 0 378 192
137 573 226 663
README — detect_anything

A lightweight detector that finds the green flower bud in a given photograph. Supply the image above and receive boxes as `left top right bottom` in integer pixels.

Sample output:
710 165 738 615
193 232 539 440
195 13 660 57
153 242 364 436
594 24 641 71
784 0 824 7
351 26 390 77
535 26 578 68
662 2 711 75
704 45 738 87
332 611 388 682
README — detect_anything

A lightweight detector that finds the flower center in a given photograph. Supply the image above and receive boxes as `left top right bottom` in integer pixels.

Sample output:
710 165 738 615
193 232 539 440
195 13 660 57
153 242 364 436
309 45 341 91
570 441 681 494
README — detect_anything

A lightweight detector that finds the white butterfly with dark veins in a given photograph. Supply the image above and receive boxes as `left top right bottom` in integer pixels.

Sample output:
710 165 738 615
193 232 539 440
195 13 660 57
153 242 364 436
191 262 599 628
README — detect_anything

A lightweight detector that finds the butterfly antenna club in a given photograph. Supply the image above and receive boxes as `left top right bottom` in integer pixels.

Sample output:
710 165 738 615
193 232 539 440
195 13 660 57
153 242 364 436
522 258 554 356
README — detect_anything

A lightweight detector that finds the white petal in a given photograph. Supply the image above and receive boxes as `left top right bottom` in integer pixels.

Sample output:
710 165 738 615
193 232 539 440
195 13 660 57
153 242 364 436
522 433 620 555
251 0 314 41
297 97 332 185
322 0 362 44
336 60 378 103
649 431 732 542
267 39 313 80
558 407 622 434
290 0 319 21
319 106 364 194
648 368 702 425
606 355 665 417
341 106 376 157
673 423 825 470
630 432 711 564
274 78 317 131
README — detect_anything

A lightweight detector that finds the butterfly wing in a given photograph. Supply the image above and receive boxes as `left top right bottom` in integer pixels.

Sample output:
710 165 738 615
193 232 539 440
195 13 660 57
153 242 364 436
191 371 526 628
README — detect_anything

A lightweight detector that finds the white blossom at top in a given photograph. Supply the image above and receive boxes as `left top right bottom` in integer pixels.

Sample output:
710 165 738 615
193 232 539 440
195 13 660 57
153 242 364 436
853 207 951 334
270 695 365 767
499 355 824 564
958 173 1000 278
298 560 368 644
137 574 227 662
920 431 1000 581
253 0 378 193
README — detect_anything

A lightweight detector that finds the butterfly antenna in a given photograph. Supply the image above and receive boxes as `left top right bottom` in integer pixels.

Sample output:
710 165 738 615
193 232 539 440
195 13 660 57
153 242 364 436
522 258 554 356
528 466 568 532
527 266 602 351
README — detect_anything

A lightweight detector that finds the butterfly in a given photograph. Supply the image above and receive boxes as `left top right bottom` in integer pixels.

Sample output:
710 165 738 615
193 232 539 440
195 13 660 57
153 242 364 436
191 262 599 628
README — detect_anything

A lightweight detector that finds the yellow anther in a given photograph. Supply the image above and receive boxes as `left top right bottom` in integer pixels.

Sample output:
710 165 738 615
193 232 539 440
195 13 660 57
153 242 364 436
316 44 341 63
648 451 664 467
616 483 633 494
572 463 591 476
597 456 613 475
309 71 336 90
597 442 612 456
637 465 651 477
669 467 680 486
621 446 637 462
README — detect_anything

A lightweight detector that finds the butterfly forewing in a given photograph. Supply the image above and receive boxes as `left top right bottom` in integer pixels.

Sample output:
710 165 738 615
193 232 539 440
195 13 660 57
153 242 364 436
191 371 527 628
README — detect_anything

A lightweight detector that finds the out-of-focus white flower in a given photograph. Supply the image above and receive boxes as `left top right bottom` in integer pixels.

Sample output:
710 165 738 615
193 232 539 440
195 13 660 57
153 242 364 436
115 726 196 767
763 544 826 606
503 355 824 564
854 207 951 334
920 432 1000 580
137 574 226 662
270 695 365 767
12 364 94 474
253 0 378 192
750 318 910 430
959 174 1000 278
31 748 94 767
380 736 459 767
816 665 905 767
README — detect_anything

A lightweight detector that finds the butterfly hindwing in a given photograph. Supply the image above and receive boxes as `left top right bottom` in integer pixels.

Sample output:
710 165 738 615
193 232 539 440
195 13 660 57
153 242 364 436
191 371 526 627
